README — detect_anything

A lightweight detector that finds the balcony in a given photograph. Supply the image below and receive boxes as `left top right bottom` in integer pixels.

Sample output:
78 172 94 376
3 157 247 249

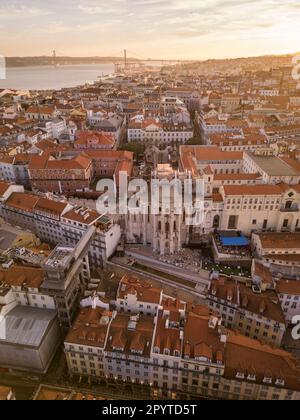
280 205 299 213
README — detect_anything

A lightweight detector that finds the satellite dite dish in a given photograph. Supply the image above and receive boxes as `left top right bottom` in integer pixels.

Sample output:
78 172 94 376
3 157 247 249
0 56 6 80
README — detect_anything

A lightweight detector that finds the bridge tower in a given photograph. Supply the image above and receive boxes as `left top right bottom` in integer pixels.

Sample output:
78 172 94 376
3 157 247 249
52 50 57 67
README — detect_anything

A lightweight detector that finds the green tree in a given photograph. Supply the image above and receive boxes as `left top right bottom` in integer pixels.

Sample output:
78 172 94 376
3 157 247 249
118 142 145 159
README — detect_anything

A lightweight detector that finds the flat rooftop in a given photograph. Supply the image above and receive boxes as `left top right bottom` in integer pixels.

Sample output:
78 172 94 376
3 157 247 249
0 306 57 348
44 246 74 269
247 152 299 176
0 229 17 252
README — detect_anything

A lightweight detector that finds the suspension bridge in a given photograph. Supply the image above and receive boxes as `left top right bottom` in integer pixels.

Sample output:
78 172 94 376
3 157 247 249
47 49 193 74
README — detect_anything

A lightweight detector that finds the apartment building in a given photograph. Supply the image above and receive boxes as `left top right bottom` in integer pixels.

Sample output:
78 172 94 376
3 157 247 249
0 264 62 373
64 306 111 380
87 112 124 144
221 94 241 112
0 184 121 268
0 154 31 188
114 275 163 316
243 149 300 185
83 150 133 180
0 236 93 330
35 118 67 140
41 228 94 331
25 106 58 121
163 89 200 109
61 208 121 267
28 152 93 193
0 265 56 316
218 183 300 234
206 276 286 347
207 130 267 152
264 124 300 142
0 231 93 334
180 146 243 175
276 280 300 324
75 130 115 151
128 119 193 145
252 232 300 278
64 280 300 400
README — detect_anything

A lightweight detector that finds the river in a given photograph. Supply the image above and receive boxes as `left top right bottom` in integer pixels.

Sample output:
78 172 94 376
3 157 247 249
0 63 118 91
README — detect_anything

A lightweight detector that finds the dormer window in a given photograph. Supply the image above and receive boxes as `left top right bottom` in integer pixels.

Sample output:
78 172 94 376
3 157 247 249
275 378 285 387
131 349 143 355
247 374 256 381
174 350 180 357
236 372 245 379
113 346 124 352
153 347 160 354
263 377 272 384
164 348 170 356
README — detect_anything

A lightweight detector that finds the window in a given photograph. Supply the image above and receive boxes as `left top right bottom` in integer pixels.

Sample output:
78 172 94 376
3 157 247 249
228 215 238 229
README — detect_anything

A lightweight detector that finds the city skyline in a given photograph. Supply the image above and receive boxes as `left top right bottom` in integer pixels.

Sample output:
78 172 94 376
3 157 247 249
1 0 300 59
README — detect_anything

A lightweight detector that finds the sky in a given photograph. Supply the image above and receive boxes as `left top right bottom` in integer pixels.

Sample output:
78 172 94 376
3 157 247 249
0 0 300 60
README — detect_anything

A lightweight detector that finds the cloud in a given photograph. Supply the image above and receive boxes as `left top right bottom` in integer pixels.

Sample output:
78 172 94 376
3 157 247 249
0 4 51 19
0 0 300 58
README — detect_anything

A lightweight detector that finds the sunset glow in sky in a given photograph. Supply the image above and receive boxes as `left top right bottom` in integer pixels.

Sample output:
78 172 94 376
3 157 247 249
1 0 300 59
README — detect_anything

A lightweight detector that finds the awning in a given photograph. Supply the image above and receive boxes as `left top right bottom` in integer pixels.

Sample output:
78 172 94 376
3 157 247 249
220 236 250 247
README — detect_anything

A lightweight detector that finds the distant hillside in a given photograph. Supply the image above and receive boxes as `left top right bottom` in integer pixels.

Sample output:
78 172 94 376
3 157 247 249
5 52 298 68
5 56 136 67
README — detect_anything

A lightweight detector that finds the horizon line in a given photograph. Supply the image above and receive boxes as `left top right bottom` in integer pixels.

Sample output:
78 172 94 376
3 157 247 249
4 51 300 62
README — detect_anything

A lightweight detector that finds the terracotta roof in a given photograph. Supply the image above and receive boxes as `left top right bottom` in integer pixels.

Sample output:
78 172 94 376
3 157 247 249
183 309 225 363
225 331 300 391
35 197 69 215
0 180 11 196
210 277 285 324
65 307 111 349
253 261 273 285
75 130 115 147
280 157 300 174
256 232 300 249
0 266 44 289
154 310 181 356
214 173 261 181
212 192 223 203
276 279 300 296
117 275 162 305
62 207 100 225
181 146 243 164
5 192 39 212
26 106 55 115
29 153 92 171
223 184 283 196
106 312 154 357
85 150 133 161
